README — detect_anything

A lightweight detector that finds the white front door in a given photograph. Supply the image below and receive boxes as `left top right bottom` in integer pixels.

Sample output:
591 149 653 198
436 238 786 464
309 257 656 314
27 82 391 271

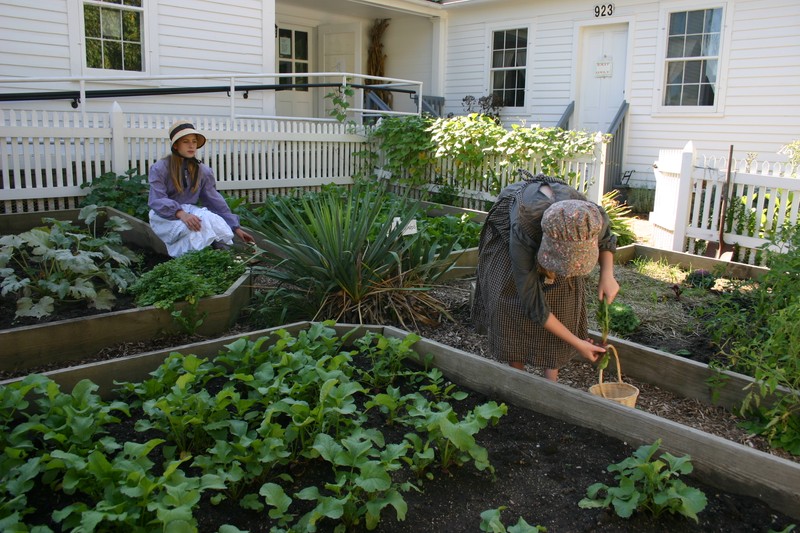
276 24 313 118
317 23 362 120
576 23 628 132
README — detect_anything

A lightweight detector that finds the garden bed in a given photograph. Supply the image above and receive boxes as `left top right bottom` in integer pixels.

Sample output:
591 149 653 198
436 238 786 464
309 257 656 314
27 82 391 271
4 321 798 524
0 207 251 374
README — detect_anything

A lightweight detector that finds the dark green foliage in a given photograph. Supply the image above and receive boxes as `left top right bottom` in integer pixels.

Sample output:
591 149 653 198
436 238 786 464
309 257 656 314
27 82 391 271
0 324 507 531
607 302 640 336
0 205 140 319
579 439 707 522
130 248 245 309
243 182 468 328
685 269 717 290
80 170 150 221
602 190 637 247
704 224 800 454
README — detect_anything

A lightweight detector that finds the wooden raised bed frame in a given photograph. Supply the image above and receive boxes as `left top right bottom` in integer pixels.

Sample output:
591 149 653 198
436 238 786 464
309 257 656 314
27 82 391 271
7 320 797 522
0 207 251 374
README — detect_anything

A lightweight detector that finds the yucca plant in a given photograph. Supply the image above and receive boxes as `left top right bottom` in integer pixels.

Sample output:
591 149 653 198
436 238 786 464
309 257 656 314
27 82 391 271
602 189 637 247
251 181 456 328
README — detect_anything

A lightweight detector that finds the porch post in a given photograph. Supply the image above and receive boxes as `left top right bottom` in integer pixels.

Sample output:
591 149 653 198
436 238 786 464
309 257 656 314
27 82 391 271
110 101 127 175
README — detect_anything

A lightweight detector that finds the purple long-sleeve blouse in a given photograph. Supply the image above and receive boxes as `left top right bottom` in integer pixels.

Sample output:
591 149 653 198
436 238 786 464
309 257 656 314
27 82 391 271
147 157 240 230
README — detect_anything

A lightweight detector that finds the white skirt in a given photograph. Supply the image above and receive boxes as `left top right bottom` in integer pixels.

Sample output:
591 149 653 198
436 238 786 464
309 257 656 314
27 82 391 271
149 204 233 257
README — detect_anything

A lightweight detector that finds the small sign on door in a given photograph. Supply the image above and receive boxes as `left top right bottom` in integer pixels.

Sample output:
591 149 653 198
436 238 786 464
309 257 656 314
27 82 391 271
595 58 612 78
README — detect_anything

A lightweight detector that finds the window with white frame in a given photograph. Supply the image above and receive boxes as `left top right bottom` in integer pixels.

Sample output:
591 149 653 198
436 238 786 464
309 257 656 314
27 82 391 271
664 7 722 106
83 0 144 71
490 28 527 108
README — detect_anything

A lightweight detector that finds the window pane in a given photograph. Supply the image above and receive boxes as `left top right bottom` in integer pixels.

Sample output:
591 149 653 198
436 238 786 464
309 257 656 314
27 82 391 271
684 60 702 83
493 70 504 88
516 29 528 46
85 5 101 38
666 62 683 84
665 85 682 105
104 40 122 69
686 10 705 34
504 31 516 48
124 43 141 70
101 8 122 39
504 50 516 67
124 0 142 6
704 59 718 84
122 11 140 40
493 31 504 49
667 36 684 58
86 38 102 68
682 84 699 105
705 8 722 33
492 51 503 68
517 49 527 67
703 33 720 56
295 31 308 60
684 35 702 57
278 29 292 58
699 83 715 105
669 12 686 35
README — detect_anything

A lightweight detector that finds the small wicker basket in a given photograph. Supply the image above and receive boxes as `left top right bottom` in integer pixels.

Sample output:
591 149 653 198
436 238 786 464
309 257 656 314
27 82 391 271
588 345 639 408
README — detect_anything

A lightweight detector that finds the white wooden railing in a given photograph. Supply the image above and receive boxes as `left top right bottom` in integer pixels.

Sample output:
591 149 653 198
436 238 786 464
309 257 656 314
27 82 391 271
651 141 800 266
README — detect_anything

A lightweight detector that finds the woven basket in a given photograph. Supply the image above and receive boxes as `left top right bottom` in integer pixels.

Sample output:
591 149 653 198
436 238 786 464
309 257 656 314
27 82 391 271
588 345 639 408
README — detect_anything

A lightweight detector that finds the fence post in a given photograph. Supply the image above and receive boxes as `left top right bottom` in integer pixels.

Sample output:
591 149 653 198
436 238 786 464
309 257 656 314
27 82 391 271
586 133 606 204
671 141 696 251
110 101 127 176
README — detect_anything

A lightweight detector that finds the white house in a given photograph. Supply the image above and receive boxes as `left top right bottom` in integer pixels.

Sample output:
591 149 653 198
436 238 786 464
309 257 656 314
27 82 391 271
1 0 799 188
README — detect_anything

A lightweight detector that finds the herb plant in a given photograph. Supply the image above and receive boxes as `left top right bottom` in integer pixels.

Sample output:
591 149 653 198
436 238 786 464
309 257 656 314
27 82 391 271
130 247 245 309
0 205 141 319
578 439 708 522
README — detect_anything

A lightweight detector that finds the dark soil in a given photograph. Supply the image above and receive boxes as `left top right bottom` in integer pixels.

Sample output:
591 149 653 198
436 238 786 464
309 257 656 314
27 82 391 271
3 274 798 532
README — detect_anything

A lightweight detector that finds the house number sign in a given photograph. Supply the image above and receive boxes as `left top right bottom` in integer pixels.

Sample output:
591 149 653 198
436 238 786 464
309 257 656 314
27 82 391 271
594 4 614 17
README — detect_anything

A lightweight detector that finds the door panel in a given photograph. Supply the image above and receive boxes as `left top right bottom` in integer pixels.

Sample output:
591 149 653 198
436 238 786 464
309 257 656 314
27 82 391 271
318 23 362 119
577 24 628 132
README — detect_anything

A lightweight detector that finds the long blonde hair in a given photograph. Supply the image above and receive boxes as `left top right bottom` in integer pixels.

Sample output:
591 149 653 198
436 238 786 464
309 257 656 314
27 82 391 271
167 153 201 193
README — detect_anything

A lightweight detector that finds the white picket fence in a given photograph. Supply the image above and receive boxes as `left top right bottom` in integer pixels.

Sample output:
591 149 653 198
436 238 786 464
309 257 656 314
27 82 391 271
0 103 368 213
1 103 608 215
651 141 800 266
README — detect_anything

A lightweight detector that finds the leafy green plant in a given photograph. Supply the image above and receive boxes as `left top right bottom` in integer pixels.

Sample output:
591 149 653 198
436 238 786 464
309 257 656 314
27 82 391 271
130 247 245 309
479 506 546 532
372 114 436 186
601 189 637 247
703 225 800 454
326 82 355 123
246 181 456 328
578 439 708 522
685 269 718 290
0 205 141 319
606 301 640 336
79 169 150 221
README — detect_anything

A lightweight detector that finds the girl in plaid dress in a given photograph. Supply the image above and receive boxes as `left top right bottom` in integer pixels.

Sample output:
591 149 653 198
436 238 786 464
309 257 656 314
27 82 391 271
471 170 619 382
